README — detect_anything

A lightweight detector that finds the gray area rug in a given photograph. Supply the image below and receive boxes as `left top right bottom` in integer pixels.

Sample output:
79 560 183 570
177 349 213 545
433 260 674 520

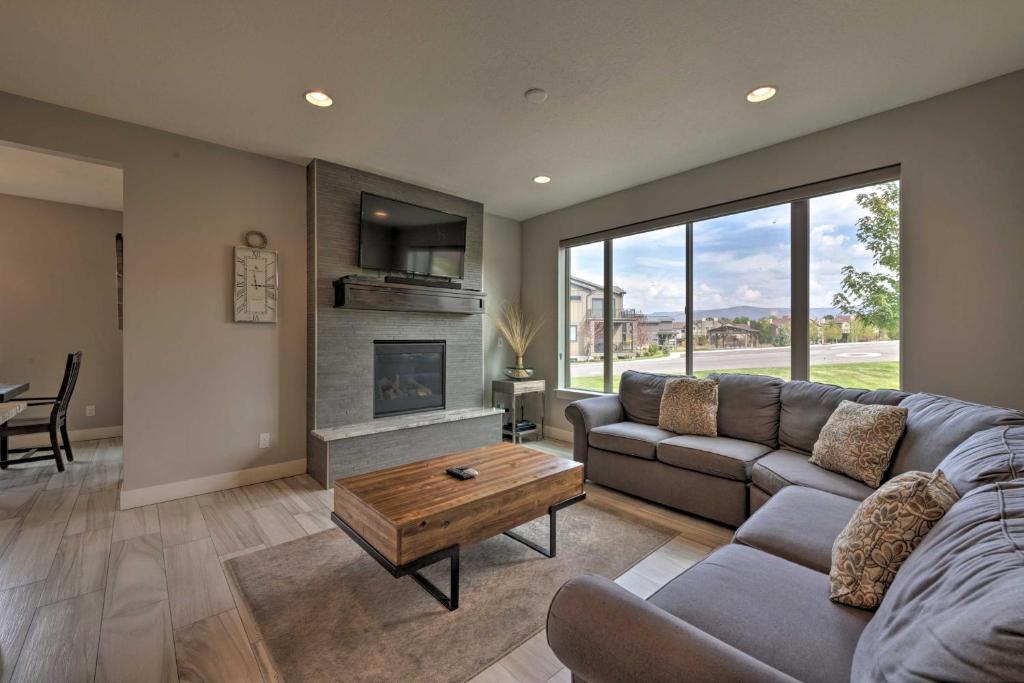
227 500 673 682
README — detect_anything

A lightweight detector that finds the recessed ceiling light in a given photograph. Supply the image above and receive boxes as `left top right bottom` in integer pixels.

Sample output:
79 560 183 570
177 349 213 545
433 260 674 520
533 175 551 184
304 90 333 107
524 88 548 104
746 85 777 103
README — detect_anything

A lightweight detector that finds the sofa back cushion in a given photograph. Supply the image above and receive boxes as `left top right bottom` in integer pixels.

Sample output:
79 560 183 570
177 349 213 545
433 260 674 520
890 393 1024 476
618 370 672 425
778 381 908 454
937 425 1024 497
709 373 783 448
851 481 1024 682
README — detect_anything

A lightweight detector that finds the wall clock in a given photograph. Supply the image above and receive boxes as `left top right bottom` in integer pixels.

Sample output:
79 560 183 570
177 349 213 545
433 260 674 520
234 246 278 322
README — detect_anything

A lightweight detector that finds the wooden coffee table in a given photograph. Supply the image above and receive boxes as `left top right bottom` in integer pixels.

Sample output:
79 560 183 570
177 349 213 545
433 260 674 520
331 443 585 610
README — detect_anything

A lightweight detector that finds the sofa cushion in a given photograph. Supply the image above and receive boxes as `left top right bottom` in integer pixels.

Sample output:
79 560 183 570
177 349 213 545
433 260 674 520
657 435 770 481
891 392 1024 476
650 544 872 683
734 486 859 573
589 422 675 459
810 400 908 488
709 373 783 448
937 425 1024 496
658 376 719 437
618 370 672 425
779 381 907 454
852 481 1024 682
830 470 958 609
752 449 875 501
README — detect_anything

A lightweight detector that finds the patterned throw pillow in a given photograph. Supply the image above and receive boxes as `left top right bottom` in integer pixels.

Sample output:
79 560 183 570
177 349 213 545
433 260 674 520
658 376 718 437
811 400 908 487
830 470 959 609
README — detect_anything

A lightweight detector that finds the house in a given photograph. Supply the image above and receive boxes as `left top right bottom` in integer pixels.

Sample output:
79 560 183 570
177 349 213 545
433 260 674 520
708 322 761 349
1 3 1023 681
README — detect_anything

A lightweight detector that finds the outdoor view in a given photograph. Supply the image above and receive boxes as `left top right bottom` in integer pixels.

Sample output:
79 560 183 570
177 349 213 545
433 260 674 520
566 181 900 391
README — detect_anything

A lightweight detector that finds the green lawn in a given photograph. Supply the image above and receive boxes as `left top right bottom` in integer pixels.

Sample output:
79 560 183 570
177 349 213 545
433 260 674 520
568 362 899 393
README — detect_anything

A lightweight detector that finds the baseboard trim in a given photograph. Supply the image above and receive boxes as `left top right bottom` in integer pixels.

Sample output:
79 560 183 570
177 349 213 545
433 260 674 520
119 457 307 510
10 425 123 449
544 426 573 443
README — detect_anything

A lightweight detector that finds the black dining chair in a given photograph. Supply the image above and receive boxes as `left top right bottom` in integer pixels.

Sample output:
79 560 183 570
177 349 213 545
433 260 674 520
0 352 82 473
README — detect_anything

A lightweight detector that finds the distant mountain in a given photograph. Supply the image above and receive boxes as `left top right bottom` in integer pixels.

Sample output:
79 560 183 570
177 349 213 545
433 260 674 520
648 306 840 321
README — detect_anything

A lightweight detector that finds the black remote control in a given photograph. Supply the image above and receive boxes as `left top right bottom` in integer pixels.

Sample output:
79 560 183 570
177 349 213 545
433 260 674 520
446 466 478 480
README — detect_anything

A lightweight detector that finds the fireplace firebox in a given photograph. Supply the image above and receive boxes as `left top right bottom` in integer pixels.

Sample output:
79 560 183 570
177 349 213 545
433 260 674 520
373 341 446 418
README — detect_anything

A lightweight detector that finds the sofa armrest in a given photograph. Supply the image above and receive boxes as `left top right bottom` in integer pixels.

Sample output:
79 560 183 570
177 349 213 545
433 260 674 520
564 394 624 472
547 575 798 683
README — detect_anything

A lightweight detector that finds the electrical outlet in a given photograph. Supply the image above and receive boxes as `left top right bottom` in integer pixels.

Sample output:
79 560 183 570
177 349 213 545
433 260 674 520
259 433 271 448
85 405 96 417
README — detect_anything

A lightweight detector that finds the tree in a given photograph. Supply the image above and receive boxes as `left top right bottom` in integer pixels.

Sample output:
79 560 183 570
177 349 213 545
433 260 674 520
833 182 900 340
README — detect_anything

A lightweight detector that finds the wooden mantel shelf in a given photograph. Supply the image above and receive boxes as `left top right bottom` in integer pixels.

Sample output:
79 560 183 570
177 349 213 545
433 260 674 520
333 276 486 314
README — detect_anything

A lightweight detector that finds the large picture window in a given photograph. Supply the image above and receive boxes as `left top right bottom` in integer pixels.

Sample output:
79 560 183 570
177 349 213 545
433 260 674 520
561 169 900 393
693 204 791 379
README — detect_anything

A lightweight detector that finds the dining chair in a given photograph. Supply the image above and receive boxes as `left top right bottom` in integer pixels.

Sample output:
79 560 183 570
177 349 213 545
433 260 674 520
0 352 83 473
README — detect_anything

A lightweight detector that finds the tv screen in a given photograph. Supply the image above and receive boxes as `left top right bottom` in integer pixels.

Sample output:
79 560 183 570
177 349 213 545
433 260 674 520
359 193 467 279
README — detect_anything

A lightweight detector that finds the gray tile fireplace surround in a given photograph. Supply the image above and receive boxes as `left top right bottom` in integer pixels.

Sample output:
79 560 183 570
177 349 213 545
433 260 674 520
306 159 502 488
307 407 504 487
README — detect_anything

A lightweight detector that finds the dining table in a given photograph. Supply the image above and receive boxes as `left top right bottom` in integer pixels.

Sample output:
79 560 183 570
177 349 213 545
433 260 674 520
0 401 26 425
0 383 30 426
0 382 29 402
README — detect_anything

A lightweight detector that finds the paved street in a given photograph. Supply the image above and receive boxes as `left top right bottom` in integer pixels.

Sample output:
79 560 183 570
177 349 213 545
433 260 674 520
571 340 899 376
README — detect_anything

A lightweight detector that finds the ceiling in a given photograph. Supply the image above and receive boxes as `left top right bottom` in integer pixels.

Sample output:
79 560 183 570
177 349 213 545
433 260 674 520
0 144 123 210
1 1 1022 220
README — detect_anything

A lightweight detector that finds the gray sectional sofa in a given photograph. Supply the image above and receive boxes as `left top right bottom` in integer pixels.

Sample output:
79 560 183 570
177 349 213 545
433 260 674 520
551 372 1024 682
565 369 1021 526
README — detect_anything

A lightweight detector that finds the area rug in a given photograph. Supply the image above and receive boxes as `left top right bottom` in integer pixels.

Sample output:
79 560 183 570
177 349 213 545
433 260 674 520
227 500 673 682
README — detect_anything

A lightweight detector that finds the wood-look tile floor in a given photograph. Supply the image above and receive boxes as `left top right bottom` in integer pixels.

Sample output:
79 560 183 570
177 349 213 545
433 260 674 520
0 438 732 682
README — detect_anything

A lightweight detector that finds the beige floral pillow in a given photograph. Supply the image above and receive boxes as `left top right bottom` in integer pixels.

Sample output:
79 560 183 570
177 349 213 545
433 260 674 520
658 376 718 437
830 470 958 609
810 400 908 487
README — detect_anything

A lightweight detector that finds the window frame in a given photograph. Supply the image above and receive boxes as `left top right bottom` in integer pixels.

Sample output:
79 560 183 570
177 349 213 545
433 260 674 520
558 165 901 393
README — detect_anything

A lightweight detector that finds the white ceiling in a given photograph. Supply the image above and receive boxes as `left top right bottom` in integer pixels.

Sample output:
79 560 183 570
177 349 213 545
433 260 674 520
1 1 1022 220
0 144 123 211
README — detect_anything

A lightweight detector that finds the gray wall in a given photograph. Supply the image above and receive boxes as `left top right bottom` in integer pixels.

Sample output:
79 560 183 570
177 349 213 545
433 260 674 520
0 92 307 494
307 159 485 430
522 70 1024 432
482 212 522 381
0 193 123 432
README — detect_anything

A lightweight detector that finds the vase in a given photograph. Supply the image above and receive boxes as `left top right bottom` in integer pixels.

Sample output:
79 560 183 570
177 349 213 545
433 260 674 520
504 355 535 379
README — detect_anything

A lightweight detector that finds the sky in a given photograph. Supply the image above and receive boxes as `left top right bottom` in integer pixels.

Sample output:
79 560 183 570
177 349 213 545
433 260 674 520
569 183 895 316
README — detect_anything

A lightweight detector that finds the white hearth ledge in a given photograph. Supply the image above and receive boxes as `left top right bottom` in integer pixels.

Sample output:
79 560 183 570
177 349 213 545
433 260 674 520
312 407 504 442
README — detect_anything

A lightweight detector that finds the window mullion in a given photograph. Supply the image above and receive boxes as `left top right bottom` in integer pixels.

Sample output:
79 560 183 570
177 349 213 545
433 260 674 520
791 200 810 381
603 240 614 393
686 222 694 376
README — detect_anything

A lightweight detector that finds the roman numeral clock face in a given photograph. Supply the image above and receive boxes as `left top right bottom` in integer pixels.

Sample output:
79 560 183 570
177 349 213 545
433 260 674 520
234 246 278 322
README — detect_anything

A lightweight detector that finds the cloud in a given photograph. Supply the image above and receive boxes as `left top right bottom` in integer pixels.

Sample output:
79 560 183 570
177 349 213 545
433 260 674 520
735 284 762 302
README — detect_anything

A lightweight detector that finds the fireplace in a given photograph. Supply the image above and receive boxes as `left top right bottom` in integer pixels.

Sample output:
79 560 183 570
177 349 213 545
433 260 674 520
373 341 446 417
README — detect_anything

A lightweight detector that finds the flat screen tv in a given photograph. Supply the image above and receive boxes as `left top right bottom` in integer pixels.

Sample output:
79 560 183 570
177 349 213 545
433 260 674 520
359 192 467 279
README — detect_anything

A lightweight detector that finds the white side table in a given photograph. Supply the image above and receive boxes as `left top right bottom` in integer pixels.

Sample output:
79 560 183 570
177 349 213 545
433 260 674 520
491 379 545 444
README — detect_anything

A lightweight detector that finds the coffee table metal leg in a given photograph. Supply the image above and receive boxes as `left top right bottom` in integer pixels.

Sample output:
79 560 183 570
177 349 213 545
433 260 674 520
331 512 461 611
503 492 587 558
411 550 459 611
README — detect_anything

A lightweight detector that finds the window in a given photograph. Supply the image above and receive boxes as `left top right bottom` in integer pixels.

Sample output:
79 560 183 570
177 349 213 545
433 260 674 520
609 226 687 392
560 168 900 393
809 181 900 389
693 204 791 379
566 241 605 391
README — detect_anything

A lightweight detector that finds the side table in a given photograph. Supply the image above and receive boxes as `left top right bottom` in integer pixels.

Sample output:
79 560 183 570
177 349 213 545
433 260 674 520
491 379 545 444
